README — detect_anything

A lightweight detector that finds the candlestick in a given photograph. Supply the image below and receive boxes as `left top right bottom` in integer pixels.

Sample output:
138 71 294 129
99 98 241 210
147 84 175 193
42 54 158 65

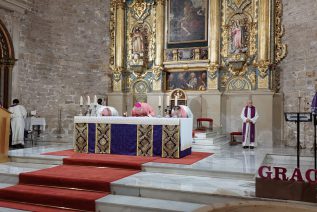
94 95 97 105
79 105 83 116
80 96 83 106
87 96 90 105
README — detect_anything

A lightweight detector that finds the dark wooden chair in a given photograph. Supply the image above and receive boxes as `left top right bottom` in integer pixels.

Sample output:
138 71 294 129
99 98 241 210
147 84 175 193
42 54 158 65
197 118 213 131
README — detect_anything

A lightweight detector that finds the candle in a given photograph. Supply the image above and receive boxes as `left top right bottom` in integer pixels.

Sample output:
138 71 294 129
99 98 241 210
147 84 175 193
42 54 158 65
167 96 170 106
158 96 162 106
94 95 97 105
87 96 90 105
298 90 301 98
80 96 83 106
175 96 178 106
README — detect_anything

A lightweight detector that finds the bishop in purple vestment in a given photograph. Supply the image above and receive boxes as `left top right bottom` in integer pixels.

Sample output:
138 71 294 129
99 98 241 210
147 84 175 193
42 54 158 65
241 100 259 149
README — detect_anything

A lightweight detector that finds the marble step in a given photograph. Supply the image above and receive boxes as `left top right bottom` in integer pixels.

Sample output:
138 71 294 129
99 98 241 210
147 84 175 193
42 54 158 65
0 208 27 212
0 162 56 184
193 135 227 145
143 162 255 181
96 194 212 212
9 155 63 166
111 172 255 205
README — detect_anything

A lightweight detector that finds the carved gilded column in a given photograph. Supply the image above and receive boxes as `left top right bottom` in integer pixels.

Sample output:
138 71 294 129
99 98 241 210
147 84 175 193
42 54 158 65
208 0 220 90
153 0 165 91
113 0 125 92
257 0 271 89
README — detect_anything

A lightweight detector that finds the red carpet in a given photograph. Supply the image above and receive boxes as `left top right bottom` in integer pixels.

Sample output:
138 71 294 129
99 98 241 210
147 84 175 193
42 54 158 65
44 149 212 165
153 152 212 164
19 165 139 192
0 185 107 211
42 149 75 156
0 201 78 212
0 153 143 211
63 153 157 170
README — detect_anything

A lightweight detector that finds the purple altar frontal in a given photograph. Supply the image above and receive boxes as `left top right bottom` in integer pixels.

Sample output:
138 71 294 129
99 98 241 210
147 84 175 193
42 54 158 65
73 116 193 158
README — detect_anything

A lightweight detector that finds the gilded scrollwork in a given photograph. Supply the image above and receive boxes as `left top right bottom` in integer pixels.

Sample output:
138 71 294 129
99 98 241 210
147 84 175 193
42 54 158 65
275 0 287 64
152 65 163 81
109 0 116 72
128 0 152 22
256 60 270 78
113 67 123 82
208 63 219 79
156 0 165 6
227 0 252 13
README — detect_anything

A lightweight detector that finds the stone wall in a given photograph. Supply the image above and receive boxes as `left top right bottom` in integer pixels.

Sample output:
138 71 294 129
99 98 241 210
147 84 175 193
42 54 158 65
1 0 317 143
280 0 317 148
1 0 111 136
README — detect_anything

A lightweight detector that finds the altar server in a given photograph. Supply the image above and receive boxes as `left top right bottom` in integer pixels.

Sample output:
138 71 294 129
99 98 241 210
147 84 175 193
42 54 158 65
171 105 193 118
131 102 155 117
8 99 27 147
241 99 259 149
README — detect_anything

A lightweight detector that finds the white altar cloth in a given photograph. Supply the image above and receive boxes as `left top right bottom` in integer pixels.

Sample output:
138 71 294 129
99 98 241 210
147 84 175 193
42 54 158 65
25 117 46 131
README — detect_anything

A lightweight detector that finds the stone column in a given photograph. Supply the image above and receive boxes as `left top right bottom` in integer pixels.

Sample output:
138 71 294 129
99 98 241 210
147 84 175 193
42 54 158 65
152 0 165 92
208 0 220 90
257 0 271 89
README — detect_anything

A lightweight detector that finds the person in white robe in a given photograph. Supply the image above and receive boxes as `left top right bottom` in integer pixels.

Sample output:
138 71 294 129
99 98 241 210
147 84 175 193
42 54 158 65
240 99 259 149
171 105 193 118
97 106 119 117
8 99 27 147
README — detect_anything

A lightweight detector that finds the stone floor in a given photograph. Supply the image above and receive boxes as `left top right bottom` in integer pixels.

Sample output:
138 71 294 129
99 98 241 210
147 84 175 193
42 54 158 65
0 134 316 211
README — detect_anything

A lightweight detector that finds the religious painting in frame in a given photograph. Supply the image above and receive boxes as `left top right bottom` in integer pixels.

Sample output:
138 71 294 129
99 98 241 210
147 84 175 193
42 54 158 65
167 0 208 48
166 70 207 91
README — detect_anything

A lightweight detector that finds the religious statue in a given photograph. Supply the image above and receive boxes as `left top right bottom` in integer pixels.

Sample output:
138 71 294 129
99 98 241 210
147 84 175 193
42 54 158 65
132 28 144 55
231 20 247 54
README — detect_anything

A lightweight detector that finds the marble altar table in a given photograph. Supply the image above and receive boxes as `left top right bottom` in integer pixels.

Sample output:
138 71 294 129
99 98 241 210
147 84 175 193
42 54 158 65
73 116 192 158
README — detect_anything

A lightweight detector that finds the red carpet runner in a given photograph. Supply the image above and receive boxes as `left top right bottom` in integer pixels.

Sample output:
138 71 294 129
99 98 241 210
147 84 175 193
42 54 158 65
0 162 140 211
45 150 212 165
0 151 212 211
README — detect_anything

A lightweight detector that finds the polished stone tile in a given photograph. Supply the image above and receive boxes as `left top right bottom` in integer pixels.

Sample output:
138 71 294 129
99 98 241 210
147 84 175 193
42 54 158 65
112 172 255 198
96 194 211 212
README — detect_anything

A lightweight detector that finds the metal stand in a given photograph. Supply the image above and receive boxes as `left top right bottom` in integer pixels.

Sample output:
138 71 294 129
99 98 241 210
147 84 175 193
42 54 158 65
56 108 62 138
284 112 312 169
157 106 162 117
94 104 97 116
164 106 171 117
296 112 300 168
313 114 317 180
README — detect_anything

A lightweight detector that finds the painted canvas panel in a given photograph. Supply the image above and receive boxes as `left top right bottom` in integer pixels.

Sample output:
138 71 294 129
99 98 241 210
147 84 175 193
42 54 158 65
166 71 207 91
168 0 208 44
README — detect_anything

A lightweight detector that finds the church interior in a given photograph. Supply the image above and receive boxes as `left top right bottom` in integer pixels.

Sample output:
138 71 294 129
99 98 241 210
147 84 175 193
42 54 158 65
0 0 317 211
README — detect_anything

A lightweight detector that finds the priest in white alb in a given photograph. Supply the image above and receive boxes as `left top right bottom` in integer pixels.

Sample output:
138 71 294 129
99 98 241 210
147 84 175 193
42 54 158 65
241 99 259 149
8 99 27 147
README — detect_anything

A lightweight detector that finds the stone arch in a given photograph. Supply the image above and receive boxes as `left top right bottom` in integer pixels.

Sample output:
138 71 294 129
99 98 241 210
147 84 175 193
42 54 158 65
0 19 15 108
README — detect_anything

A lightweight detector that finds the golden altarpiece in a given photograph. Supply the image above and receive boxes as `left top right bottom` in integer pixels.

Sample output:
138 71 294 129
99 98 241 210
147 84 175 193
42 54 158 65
107 0 287 146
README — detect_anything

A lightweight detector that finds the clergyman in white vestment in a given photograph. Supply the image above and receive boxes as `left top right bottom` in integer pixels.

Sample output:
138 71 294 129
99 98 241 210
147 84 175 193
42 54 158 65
240 99 259 149
8 99 27 146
